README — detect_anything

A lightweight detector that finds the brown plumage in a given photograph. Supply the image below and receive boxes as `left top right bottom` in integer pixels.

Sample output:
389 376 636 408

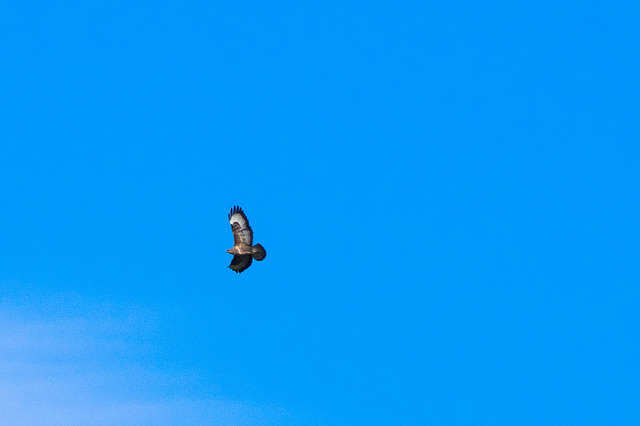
226 206 266 273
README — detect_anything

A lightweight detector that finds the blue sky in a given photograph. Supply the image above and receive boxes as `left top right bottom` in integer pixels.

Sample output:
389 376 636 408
1 0 639 424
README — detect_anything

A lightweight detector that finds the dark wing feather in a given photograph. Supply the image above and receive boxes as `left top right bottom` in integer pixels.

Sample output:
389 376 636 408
229 255 252 273
229 206 253 246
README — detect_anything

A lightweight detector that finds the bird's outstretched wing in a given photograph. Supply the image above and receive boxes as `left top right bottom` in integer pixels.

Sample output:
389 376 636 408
229 255 252 273
229 206 253 246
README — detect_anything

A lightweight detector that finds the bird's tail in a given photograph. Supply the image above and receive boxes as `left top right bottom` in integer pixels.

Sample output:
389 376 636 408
252 244 266 261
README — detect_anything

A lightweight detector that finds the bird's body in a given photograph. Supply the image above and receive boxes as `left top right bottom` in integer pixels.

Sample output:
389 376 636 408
226 206 266 273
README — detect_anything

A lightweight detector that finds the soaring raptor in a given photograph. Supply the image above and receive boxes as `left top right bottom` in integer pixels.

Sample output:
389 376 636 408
226 206 266 273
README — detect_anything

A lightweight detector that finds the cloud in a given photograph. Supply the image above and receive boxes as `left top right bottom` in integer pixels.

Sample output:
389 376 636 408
0 292 289 425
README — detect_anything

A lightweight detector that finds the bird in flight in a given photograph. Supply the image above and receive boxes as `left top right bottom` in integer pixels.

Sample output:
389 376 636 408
226 206 267 273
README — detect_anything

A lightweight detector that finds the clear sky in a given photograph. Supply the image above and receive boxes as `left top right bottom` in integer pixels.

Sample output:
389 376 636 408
1 1 639 424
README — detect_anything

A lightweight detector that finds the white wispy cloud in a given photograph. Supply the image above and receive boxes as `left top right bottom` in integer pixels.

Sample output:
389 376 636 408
0 292 290 425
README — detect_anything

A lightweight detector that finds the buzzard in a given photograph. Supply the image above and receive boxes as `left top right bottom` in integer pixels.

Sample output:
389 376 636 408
226 206 266 273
